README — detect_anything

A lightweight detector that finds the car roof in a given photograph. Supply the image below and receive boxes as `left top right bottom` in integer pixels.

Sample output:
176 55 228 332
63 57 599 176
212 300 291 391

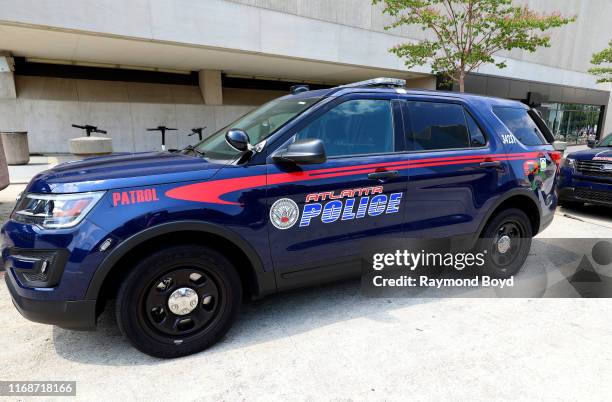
281 84 527 109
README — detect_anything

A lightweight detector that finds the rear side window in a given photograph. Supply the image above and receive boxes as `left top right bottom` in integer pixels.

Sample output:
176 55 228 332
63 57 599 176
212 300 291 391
405 102 472 151
492 107 546 146
466 112 486 147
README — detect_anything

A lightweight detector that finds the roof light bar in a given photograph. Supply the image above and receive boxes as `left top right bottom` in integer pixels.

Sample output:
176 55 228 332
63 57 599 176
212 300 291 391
339 77 406 89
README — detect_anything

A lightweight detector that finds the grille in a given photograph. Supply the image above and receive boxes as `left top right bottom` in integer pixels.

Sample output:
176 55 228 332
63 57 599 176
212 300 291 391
576 160 612 177
574 188 612 204
22 271 48 282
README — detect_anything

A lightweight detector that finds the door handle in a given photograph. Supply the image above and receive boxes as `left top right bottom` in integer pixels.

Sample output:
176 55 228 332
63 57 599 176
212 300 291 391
479 161 504 169
368 170 399 180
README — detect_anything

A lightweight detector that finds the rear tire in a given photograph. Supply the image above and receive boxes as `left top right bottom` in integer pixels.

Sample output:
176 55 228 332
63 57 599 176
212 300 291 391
116 245 242 358
477 208 533 279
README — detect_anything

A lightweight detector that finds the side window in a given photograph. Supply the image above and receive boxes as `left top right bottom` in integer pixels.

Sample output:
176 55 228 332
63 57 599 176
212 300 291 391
295 99 394 157
492 107 546 146
465 112 486 147
406 102 470 151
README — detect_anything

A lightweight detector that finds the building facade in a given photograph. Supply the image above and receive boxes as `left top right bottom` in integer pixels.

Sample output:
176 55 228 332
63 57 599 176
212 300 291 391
0 0 610 153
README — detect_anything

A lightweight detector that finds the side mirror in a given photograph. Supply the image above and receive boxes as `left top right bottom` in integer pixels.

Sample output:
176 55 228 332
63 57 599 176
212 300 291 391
225 129 250 152
587 139 596 148
552 141 567 152
273 139 326 165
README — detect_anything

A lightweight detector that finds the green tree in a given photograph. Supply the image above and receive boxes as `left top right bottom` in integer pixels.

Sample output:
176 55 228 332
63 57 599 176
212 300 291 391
374 0 575 92
589 41 612 83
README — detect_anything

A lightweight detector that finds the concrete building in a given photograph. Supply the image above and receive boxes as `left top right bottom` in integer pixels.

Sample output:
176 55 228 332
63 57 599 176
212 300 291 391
0 0 610 153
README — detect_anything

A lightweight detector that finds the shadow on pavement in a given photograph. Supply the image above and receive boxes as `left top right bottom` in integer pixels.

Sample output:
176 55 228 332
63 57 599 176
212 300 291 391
52 277 431 366
558 204 612 226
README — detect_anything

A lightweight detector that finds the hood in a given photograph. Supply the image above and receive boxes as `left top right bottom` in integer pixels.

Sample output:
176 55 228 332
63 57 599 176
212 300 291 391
568 147 612 161
27 152 226 193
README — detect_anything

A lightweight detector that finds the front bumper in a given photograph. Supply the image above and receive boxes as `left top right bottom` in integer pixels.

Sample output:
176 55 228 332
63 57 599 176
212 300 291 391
558 165 612 207
559 186 612 206
4 272 97 330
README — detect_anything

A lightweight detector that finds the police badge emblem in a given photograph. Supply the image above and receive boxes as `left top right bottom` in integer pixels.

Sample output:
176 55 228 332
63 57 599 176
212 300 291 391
270 198 299 230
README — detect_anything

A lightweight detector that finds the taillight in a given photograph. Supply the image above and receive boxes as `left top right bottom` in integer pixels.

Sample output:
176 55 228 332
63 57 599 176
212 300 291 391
549 151 563 167
549 151 562 174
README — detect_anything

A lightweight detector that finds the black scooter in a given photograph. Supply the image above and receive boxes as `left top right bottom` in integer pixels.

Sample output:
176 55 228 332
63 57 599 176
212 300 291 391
147 126 178 151
72 124 107 137
188 127 206 142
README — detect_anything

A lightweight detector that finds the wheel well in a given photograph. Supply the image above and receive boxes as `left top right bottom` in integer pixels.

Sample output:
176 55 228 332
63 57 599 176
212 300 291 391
484 195 540 236
96 231 257 315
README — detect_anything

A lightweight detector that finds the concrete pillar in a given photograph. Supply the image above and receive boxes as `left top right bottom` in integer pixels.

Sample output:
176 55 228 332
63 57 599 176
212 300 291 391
602 85 612 137
0 135 9 190
0 53 16 99
198 70 223 105
0 72 16 99
406 76 437 90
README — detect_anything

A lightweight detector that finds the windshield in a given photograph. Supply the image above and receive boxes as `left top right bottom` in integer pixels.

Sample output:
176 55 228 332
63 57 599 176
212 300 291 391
195 97 321 160
598 135 612 147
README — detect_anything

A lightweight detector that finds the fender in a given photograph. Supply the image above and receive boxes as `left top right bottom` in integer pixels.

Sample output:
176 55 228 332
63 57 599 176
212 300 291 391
476 187 543 239
85 221 277 300
447 188 542 252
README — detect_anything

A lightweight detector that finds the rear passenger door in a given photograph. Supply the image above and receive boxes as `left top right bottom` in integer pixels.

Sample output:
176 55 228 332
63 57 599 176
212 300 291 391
401 100 509 239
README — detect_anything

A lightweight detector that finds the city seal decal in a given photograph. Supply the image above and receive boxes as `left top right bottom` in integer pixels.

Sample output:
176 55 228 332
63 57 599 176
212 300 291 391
270 198 300 230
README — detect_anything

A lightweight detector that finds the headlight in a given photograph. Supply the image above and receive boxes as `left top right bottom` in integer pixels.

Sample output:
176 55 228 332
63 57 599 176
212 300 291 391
12 192 105 229
563 158 576 171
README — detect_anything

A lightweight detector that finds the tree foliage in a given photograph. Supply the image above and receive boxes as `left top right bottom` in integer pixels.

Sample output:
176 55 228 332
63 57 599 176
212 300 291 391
589 41 612 83
373 0 575 91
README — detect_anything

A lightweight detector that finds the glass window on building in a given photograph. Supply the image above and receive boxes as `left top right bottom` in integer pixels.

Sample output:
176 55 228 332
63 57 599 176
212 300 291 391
537 103 602 145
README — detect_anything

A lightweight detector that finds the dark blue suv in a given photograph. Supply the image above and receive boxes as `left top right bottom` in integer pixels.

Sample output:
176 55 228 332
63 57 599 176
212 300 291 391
2 78 560 357
559 134 612 207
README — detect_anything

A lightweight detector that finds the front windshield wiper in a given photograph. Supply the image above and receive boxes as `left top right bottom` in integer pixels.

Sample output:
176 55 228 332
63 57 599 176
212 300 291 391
181 144 206 157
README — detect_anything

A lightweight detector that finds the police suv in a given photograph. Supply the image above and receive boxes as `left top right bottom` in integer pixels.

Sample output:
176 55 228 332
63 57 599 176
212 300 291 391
559 133 612 207
2 78 560 357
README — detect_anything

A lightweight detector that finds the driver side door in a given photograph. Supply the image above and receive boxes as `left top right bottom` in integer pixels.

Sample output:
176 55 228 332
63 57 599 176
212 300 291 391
265 95 409 290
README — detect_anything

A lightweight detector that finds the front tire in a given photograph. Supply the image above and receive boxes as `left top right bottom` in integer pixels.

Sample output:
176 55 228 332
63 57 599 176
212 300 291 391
116 245 242 358
477 208 533 279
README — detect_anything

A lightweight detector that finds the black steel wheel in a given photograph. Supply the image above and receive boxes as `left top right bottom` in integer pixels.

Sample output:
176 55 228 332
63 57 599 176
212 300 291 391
116 245 242 358
490 221 525 268
477 208 533 278
142 268 221 337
